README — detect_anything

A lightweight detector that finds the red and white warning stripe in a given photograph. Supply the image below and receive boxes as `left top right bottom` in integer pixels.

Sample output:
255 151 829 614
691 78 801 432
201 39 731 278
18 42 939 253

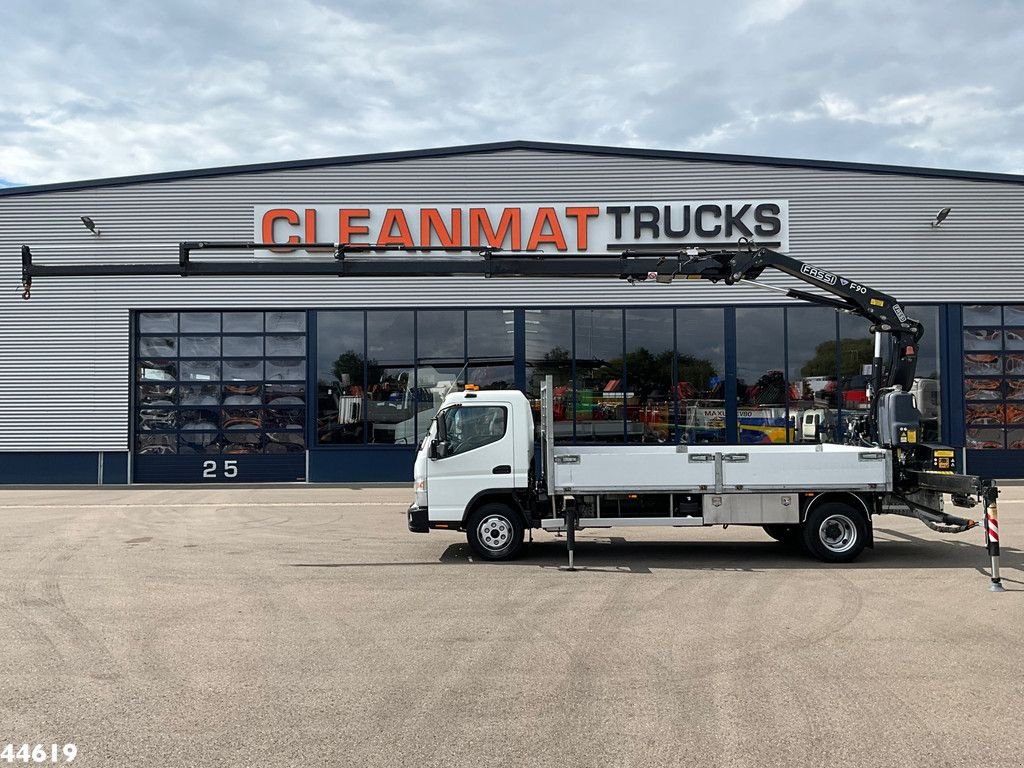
986 509 1000 543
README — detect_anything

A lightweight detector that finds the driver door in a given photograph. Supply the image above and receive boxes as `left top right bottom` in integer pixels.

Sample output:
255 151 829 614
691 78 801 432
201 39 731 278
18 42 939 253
427 403 515 522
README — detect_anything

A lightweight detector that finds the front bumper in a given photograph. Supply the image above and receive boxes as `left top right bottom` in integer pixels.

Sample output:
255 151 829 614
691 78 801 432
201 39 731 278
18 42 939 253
407 503 430 533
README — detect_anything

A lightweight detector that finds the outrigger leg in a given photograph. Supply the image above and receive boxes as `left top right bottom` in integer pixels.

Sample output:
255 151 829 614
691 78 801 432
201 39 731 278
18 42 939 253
982 481 1005 592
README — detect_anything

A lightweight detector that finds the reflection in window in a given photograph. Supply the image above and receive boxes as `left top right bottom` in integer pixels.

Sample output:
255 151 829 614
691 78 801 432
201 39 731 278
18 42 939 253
625 308 673 443
575 309 624 442
526 310 573 440
676 308 725 444
736 308 788 444
367 312 416 444
788 307 838 444
316 311 365 444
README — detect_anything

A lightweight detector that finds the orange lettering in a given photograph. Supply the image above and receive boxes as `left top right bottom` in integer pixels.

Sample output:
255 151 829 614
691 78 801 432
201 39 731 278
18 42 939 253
565 206 599 250
526 207 567 250
420 208 462 247
339 209 371 246
304 208 318 243
377 208 414 247
469 208 521 249
262 208 300 252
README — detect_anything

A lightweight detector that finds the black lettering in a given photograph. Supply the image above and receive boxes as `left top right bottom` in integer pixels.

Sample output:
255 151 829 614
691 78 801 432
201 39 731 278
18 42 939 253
663 204 691 237
695 204 722 237
724 204 752 238
606 206 631 239
633 205 660 239
754 203 781 237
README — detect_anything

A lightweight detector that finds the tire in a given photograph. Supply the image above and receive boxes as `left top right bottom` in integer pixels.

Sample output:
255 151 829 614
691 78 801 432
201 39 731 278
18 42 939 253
801 501 868 563
466 503 526 561
763 524 797 543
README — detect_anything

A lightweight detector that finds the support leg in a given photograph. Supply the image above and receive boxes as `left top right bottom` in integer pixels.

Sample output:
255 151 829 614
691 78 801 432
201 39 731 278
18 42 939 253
983 484 1005 593
560 502 577 571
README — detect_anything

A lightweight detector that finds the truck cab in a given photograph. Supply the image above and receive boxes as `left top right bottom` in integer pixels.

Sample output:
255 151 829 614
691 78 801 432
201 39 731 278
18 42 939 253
408 387 534 555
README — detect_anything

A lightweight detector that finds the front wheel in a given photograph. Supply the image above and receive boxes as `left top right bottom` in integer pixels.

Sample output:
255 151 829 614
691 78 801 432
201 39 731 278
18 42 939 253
466 503 525 561
801 501 868 563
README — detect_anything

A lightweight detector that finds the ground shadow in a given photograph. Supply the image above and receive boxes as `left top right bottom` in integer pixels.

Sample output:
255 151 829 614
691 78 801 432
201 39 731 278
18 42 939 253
288 526 1021 583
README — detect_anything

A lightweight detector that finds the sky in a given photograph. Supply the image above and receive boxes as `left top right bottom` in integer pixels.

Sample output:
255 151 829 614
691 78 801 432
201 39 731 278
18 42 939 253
2 0 1023 187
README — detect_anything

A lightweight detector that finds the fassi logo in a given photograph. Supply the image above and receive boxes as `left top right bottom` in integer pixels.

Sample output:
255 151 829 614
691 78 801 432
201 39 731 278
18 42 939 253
258 202 787 252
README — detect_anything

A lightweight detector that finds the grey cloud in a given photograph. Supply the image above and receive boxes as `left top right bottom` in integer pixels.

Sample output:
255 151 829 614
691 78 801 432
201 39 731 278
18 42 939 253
1 0 1022 184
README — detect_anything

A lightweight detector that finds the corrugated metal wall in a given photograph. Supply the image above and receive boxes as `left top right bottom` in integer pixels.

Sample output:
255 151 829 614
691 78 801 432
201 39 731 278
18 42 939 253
2 147 1023 450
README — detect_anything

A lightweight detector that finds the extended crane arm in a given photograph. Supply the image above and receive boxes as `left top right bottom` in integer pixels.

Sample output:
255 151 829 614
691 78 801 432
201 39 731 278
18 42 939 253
20 239 921 390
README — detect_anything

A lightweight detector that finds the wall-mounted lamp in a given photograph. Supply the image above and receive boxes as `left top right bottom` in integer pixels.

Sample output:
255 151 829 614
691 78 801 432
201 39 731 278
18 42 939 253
80 216 101 236
931 207 952 228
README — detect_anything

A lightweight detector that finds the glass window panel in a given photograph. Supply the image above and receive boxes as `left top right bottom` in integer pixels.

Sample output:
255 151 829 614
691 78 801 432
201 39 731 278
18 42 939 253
1005 306 1024 325
265 384 305 405
1007 428 1024 450
963 305 1001 326
1006 353 1024 376
136 434 177 455
676 308 726 445
224 407 262 429
1005 329 1024 350
1006 380 1024 401
963 328 1002 351
266 335 305 356
1005 403 1024 426
625 308 673 443
367 367 417 445
964 353 1001 376
179 434 222 454
441 405 507 455
266 311 306 332
737 308 787 444
180 336 221 357
316 311 365 445
138 336 176 357
223 360 263 381
965 378 1002 400
180 409 220 429
139 383 177 406
265 358 305 381
138 408 177 431
223 336 264 357
180 359 221 381
180 312 220 333
418 310 465 362
266 432 306 452
787 307 839 444
575 309 624 443
223 312 264 332
468 309 515 359
966 403 1004 427
966 428 1004 450
222 388 262 405
139 312 177 333
266 407 305 430
526 310 573 440
138 360 177 381
368 311 414 364
180 384 220 406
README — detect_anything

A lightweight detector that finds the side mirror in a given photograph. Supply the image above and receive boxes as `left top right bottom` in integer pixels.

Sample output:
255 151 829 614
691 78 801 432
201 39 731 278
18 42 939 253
429 439 449 460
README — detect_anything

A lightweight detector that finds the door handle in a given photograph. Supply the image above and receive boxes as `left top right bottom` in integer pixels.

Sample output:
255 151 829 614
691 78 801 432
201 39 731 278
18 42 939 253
492 465 512 475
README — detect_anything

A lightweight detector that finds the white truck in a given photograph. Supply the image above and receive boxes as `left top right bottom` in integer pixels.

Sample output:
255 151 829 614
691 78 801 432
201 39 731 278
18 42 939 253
19 240 1004 583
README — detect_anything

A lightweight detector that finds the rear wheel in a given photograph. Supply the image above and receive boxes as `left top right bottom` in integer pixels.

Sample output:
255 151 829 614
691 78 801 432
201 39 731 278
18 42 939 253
466 503 525 561
801 501 867 563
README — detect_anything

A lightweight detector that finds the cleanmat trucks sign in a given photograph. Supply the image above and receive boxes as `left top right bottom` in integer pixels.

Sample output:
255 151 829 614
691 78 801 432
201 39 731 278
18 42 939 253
255 200 789 254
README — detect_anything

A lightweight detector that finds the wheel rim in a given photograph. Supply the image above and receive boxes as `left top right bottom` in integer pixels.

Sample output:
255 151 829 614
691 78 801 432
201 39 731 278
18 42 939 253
818 514 857 554
477 514 512 552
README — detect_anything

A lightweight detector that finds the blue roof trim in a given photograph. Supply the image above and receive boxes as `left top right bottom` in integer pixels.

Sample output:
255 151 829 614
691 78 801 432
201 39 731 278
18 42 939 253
2 139 1023 197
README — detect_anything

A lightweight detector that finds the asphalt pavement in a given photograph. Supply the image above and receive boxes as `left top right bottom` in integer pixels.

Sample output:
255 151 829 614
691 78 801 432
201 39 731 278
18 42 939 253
1 485 1022 767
